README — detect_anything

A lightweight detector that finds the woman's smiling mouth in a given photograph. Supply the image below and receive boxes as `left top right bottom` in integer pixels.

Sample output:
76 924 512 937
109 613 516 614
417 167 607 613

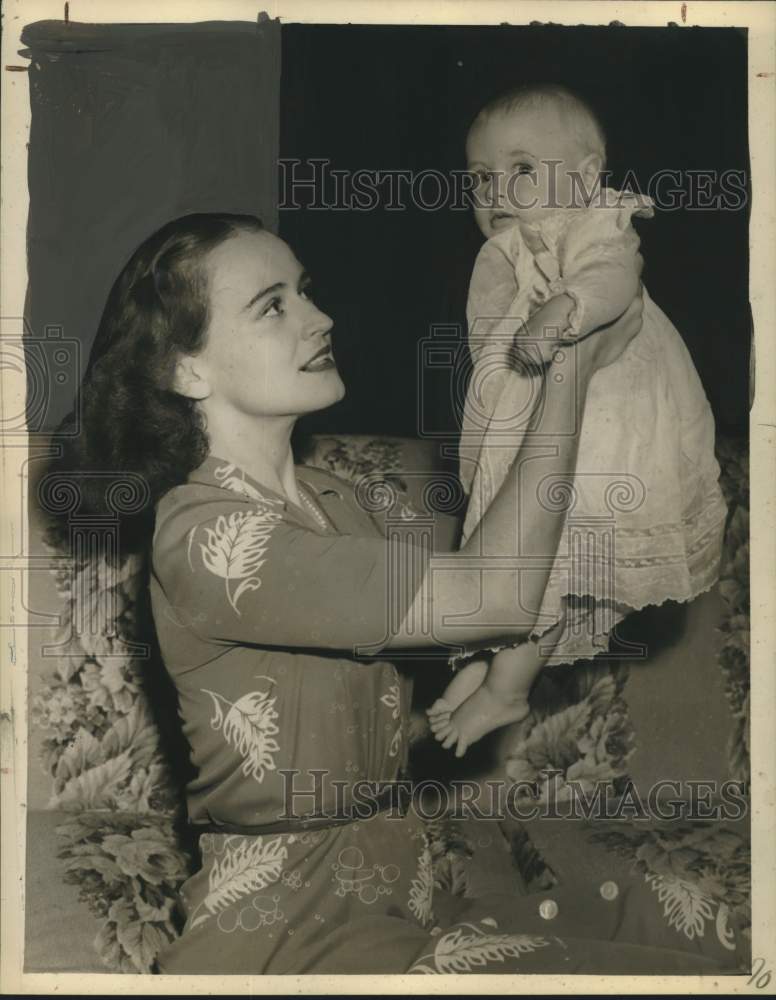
300 345 335 372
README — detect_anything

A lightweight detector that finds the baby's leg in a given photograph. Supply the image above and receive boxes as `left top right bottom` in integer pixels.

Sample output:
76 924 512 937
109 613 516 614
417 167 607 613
427 658 489 732
434 644 540 757
440 612 567 757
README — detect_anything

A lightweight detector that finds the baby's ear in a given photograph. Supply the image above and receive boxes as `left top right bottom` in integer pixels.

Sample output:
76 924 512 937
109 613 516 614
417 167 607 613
576 153 604 202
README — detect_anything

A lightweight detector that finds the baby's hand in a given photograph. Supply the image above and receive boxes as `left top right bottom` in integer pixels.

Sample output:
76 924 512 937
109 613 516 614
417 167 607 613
550 197 650 338
510 293 577 374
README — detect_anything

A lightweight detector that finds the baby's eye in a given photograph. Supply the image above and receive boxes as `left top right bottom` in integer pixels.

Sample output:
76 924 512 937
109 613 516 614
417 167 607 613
262 296 284 318
470 169 493 187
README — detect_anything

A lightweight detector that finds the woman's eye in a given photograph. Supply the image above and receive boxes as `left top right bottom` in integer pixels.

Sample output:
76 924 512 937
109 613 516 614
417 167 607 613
300 285 312 301
514 163 535 176
262 297 284 318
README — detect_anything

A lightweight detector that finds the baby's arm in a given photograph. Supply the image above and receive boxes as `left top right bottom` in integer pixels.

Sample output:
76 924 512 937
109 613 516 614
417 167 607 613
562 238 642 338
559 200 650 337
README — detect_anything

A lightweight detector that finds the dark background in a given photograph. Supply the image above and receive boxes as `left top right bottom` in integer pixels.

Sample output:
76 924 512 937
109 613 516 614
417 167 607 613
22 19 281 437
24 21 750 442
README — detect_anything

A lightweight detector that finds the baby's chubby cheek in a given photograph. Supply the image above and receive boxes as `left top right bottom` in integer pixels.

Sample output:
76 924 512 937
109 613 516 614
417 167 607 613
472 206 492 238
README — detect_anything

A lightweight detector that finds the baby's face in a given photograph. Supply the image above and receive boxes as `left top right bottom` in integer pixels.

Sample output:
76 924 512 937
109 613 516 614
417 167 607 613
466 105 590 239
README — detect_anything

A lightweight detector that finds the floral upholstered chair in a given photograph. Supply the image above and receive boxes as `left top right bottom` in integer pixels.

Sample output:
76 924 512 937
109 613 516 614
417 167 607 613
26 433 750 973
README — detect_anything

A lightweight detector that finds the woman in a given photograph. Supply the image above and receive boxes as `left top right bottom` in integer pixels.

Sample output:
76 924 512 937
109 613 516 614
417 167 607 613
53 213 741 974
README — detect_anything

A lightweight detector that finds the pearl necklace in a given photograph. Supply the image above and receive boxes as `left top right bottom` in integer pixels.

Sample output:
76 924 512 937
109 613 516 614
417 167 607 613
298 485 329 531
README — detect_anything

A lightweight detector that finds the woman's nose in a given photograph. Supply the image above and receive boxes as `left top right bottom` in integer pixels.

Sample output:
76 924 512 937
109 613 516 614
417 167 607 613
303 301 333 338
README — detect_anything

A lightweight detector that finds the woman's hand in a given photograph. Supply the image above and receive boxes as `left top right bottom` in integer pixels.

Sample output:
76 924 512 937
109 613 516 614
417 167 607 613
511 292 576 374
572 280 645 375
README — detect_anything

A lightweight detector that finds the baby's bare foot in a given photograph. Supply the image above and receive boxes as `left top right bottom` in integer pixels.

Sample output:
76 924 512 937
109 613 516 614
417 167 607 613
429 699 453 743
426 659 489 723
448 687 531 758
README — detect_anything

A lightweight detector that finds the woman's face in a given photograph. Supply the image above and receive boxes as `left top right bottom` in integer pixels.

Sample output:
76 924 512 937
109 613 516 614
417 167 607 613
187 229 344 419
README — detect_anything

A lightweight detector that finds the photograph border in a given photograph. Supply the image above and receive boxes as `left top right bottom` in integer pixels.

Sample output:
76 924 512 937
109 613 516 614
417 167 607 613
2 1 774 994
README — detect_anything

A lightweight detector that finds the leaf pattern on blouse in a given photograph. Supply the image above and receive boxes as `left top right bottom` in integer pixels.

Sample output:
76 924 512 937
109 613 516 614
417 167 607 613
409 919 551 973
204 687 280 782
408 839 435 927
388 728 402 759
213 462 286 506
189 835 288 928
644 872 722 942
380 683 402 758
190 505 283 615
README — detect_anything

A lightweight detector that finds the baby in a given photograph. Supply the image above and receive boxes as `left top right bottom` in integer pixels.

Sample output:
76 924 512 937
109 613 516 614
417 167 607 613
428 84 728 757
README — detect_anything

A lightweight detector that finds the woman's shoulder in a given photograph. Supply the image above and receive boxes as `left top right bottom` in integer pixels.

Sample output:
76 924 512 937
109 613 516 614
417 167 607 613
295 463 359 495
154 478 229 523
152 461 363 552
152 480 242 557
156 459 287 518
296 463 422 514
295 463 385 532
295 463 431 539
152 466 285 554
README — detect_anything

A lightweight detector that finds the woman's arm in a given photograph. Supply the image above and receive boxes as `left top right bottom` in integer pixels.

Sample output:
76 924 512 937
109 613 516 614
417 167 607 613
385 287 644 652
153 291 643 659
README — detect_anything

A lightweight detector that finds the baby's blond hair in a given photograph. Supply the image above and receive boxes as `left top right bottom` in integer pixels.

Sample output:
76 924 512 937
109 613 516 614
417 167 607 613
471 83 607 167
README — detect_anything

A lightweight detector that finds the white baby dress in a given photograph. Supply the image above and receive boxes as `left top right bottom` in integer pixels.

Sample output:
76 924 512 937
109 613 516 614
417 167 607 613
459 191 728 664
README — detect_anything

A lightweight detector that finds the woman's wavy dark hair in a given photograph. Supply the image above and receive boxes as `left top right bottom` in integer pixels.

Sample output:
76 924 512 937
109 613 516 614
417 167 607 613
43 212 264 559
